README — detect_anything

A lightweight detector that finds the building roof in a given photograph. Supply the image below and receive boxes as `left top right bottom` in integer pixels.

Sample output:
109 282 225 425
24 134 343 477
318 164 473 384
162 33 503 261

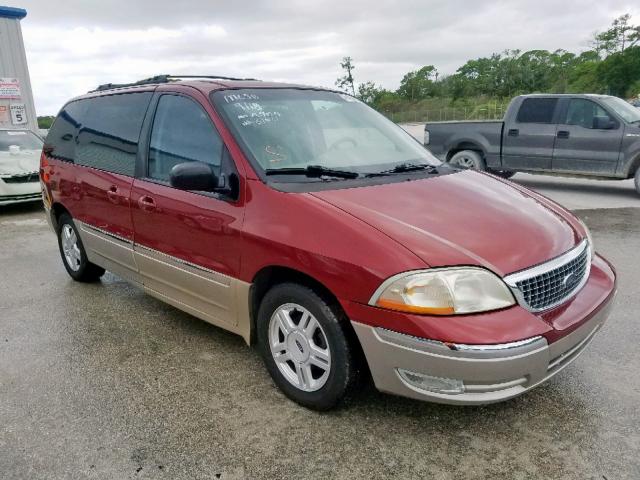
0 6 27 19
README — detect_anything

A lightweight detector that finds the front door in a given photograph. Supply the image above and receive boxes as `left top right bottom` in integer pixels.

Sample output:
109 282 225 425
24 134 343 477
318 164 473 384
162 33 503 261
501 97 559 171
552 98 624 175
130 93 246 330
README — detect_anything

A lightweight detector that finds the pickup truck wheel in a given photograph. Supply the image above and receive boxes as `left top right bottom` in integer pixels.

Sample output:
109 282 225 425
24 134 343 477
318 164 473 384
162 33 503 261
450 150 486 171
256 283 360 410
635 168 640 195
488 169 516 179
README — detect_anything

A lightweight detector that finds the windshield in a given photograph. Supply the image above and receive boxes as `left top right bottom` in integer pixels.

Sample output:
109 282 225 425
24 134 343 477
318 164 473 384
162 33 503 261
0 130 43 152
211 89 440 179
600 96 640 123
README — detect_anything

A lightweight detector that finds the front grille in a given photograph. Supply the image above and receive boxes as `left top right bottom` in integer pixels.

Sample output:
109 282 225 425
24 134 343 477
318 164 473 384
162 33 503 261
504 240 590 312
1 172 39 184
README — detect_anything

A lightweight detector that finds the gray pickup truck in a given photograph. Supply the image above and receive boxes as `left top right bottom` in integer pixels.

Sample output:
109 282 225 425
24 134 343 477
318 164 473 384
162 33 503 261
424 94 640 194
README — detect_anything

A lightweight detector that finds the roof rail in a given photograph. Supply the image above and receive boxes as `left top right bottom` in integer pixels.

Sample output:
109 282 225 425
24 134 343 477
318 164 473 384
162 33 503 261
91 74 260 92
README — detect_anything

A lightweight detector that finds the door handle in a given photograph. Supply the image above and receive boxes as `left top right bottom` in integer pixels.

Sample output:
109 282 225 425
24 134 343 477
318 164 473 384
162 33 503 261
508 129 519 137
137 195 156 212
107 185 120 204
557 130 570 139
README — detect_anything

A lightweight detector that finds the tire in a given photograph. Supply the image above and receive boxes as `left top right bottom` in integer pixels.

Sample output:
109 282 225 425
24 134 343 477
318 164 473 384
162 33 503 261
488 169 516 179
635 168 640 196
256 282 360 410
449 150 486 171
57 213 105 282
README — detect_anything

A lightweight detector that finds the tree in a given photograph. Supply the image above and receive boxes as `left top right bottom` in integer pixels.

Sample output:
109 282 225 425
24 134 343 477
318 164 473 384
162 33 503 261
397 65 438 100
37 116 55 129
335 56 356 95
596 46 640 96
356 81 383 105
593 14 640 56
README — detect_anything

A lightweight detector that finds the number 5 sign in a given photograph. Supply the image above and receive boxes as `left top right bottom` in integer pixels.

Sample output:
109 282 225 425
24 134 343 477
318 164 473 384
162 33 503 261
10 103 27 125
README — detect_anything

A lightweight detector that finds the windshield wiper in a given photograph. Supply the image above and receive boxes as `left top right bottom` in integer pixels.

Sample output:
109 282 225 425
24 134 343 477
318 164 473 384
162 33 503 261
265 165 360 179
365 163 438 177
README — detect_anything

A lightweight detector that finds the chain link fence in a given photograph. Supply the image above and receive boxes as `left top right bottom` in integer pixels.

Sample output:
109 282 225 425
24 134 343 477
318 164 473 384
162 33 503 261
383 103 509 123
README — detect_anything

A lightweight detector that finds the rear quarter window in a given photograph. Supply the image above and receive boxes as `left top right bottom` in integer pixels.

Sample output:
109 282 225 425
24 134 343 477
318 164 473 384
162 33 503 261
516 98 558 124
75 92 152 176
46 101 85 162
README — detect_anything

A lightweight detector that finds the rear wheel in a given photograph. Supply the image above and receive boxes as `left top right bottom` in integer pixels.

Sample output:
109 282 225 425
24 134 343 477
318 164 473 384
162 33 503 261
449 150 486 171
57 213 105 282
257 283 359 410
635 168 640 195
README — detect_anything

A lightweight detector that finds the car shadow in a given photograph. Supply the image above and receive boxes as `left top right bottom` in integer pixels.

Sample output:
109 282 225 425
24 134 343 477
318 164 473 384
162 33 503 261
0 200 44 217
514 176 638 200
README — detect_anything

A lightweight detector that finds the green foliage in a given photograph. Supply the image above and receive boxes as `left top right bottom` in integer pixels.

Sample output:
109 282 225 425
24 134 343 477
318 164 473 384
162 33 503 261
397 66 438 100
596 46 640 96
593 14 640 56
336 13 640 122
335 56 355 96
628 79 640 98
37 116 54 129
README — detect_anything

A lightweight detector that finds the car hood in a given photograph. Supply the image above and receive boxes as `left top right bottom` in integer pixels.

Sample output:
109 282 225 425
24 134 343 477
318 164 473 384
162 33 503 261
310 170 584 276
0 150 40 176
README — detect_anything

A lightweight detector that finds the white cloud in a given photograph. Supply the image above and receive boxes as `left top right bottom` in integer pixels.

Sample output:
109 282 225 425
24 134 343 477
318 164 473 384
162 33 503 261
6 0 639 114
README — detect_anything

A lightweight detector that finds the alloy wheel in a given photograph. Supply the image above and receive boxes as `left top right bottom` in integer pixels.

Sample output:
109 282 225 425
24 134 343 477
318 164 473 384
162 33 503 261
61 224 81 271
268 303 331 392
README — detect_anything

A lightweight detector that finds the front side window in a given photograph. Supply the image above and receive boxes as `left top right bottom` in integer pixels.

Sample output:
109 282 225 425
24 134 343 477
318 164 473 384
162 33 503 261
211 89 439 180
75 92 152 176
148 95 223 181
516 98 558 124
564 99 613 129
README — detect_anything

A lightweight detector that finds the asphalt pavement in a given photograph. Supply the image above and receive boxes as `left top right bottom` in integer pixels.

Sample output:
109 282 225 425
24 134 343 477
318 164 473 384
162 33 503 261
1 180 639 479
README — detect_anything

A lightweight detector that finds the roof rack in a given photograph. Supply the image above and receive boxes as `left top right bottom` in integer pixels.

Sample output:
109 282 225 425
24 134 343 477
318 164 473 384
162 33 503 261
91 74 260 92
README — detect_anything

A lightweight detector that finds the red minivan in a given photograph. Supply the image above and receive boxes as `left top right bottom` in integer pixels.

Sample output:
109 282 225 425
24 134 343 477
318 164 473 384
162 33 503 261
41 76 616 410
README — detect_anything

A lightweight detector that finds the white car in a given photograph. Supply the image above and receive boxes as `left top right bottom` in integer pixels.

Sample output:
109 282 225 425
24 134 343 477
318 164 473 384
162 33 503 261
0 129 43 206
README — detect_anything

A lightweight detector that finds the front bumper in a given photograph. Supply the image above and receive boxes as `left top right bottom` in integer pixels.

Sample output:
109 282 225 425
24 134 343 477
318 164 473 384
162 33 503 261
352 290 614 405
0 176 42 206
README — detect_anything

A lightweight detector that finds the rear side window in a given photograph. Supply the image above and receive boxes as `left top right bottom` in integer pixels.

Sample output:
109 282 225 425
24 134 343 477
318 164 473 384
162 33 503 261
147 94 223 181
516 98 558 124
46 101 85 162
75 92 152 176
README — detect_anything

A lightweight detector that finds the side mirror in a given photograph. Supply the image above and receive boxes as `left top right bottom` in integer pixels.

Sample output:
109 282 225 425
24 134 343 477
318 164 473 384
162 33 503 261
593 116 616 130
169 161 220 192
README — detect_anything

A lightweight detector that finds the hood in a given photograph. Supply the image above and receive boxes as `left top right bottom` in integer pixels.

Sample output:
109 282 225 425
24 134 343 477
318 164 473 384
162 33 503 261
0 150 40 176
311 170 584 276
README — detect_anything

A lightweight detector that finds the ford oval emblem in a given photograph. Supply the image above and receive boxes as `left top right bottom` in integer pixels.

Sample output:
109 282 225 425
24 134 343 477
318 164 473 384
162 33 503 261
562 272 576 288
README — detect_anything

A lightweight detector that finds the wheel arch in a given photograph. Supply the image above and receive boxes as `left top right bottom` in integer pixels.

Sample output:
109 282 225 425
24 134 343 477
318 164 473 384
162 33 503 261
625 152 640 179
50 202 71 231
248 265 351 346
446 141 486 162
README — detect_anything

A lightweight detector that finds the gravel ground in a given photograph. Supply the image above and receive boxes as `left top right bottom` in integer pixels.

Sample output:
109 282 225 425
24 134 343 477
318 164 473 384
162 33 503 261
0 201 638 480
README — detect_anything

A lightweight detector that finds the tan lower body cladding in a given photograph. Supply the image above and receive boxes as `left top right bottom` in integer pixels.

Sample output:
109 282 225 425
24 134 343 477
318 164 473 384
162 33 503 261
76 220 252 343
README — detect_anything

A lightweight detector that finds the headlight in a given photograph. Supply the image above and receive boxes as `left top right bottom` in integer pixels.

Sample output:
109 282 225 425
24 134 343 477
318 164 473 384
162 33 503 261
370 267 516 315
424 129 430 145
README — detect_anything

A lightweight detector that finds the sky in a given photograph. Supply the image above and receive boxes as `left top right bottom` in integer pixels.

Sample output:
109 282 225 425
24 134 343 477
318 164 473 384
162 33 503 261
3 0 640 115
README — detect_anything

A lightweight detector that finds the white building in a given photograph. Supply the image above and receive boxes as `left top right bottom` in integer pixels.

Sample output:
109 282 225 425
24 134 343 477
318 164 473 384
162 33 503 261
0 6 38 133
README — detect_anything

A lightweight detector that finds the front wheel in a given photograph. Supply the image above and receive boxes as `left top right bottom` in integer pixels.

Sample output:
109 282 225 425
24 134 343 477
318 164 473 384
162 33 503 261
257 283 360 410
449 150 486 171
635 168 640 195
488 169 516 179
